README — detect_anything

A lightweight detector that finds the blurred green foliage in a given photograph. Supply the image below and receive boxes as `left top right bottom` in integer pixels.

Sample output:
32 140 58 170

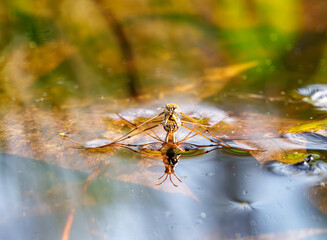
0 0 326 105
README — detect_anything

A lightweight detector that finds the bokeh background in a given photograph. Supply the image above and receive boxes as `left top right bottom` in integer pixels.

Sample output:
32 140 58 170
1 0 326 105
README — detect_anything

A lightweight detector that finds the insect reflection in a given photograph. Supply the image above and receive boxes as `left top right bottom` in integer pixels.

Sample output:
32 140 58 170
158 148 182 187
82 140 224 187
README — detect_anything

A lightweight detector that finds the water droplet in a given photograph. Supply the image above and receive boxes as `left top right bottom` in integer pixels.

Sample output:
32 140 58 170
59 132 68 137
200 212 206 218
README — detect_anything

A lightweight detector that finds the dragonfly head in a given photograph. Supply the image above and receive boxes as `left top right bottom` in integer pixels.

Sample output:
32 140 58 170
164 103 180 115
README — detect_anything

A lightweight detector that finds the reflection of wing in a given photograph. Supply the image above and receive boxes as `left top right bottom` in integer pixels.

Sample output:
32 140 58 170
180 104 228 126
106 108 162 126
135 142 224 157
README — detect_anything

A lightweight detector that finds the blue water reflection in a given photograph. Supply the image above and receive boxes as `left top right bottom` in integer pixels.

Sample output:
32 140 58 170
1 149 327 240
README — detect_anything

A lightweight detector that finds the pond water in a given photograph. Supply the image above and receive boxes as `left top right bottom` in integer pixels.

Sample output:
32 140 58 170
1 0 327 239
1 145 327 240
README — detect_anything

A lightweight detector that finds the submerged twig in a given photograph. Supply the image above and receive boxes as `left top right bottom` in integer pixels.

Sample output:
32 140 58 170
61 208 76 240
93 0 140 98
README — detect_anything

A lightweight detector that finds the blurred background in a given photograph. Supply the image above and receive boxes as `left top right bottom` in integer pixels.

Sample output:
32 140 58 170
0 0 326 105
1 1 327 240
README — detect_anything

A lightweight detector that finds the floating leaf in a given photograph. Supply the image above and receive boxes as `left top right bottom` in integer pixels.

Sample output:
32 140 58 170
287 119 327 134
284 152 309 163
198 61 259 99
203 61 258 82
309 183 327 214
141 61 258 100
235 137 307 164
0 103 199 199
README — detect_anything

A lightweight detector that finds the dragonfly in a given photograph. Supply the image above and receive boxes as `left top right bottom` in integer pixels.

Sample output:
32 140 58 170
61 103 252 186
108 103 250 150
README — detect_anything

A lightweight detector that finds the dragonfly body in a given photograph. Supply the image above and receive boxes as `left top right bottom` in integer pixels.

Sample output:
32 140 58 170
162 103 181 132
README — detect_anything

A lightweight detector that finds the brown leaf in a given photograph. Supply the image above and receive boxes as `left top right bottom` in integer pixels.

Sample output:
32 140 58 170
141 61 258 100
1 104 118 172
309 183 327 214
286 119 327 134
200 61 259 99
203 61 258 82
0 103 199 200
235 137 307 164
